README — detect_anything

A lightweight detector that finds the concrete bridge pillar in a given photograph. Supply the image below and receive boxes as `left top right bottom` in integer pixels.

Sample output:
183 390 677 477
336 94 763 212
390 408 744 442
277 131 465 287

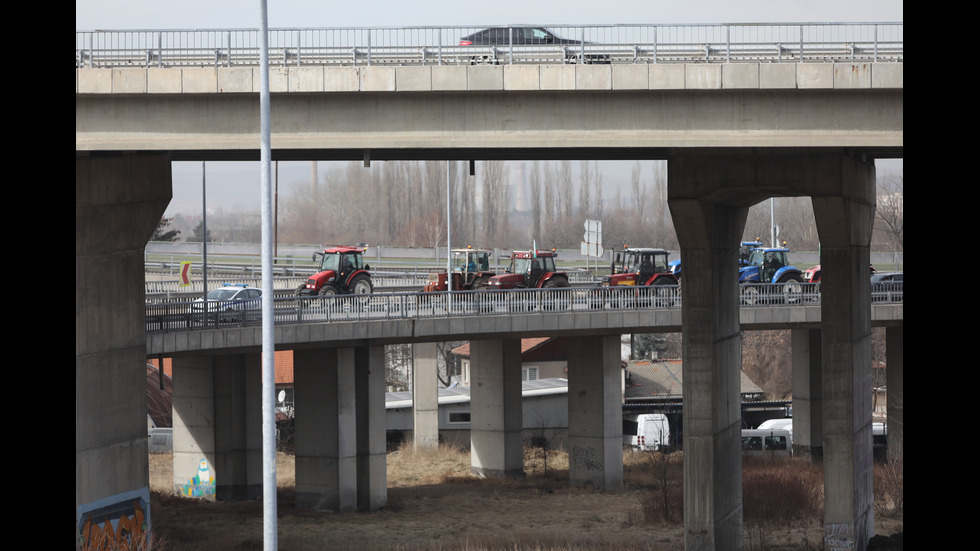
76 154 171 541
668 192 748 551
811 155 876 551
293 348 358 511
470 339 524 478
567 335 623 490
356 345 388 510
792 329 824 461
171 354 262 500
412 342 440 451
171 355 217 499
885 327 903 461
213 354 262 500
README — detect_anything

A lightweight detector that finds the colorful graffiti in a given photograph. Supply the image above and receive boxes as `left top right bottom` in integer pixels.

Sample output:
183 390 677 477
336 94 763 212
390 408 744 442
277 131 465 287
76 489 150 551
178 458 216 497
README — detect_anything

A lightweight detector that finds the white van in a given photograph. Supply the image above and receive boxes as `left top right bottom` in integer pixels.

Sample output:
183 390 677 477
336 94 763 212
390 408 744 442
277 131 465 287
148 427 173 454
741 428 792 457
626 413 671 452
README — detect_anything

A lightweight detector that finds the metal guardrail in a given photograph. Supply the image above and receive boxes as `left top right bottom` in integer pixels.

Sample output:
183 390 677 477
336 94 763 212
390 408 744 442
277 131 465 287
77 23 902 69
145 270 597 296
145 281 902 333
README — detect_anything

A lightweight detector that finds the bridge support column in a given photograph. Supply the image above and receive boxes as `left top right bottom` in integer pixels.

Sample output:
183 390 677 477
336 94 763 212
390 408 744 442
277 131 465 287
792 329 824 461
356 346 387 510
567 335 622 490
171 355 218 499
885 327 903 462
294 348 358 511
669 158 751 550
76 154 171 540
213 354 262 500
811 156 876 551
412 343 440 451
470 339 524 478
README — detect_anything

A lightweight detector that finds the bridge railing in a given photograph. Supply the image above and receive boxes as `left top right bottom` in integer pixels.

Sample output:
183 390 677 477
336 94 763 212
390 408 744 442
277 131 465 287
145 285 683 332
77 23 902 69
144 281 902 333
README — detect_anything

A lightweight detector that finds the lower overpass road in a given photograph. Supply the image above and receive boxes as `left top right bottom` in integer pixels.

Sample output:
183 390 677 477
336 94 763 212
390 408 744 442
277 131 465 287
145 282 903 343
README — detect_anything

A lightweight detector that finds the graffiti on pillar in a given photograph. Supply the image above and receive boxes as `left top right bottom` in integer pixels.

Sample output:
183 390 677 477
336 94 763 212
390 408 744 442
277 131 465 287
825 523 855 551
76 488 150 551
570 446 604 473
179 458 216 497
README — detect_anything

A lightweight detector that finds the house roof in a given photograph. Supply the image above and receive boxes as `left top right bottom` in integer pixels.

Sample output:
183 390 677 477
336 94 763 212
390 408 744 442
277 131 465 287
146 363 173 428
451 337 556 358
624 359 763 401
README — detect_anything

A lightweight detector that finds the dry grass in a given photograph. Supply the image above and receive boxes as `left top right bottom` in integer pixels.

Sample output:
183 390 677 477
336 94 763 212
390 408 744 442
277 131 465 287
146 443 902 551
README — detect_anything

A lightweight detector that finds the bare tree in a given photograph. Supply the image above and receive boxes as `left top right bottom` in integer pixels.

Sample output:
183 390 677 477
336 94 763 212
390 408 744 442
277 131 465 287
528 162 542 243
875 173 903 262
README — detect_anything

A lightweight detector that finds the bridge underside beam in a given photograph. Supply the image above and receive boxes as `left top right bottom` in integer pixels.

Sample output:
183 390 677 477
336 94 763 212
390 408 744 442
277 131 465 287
76 88 903 159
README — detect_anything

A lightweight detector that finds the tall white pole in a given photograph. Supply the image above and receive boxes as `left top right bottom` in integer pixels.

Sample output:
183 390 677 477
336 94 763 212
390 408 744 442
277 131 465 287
446 161 452 313
258 2 278 549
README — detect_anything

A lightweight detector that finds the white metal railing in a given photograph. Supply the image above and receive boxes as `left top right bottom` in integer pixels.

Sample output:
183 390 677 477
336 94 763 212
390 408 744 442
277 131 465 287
77 23 902 69
144 281 902 333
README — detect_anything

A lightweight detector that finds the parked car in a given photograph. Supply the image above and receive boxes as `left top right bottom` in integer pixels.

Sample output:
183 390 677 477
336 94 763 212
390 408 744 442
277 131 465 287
191 283 262 322
870 272 903 302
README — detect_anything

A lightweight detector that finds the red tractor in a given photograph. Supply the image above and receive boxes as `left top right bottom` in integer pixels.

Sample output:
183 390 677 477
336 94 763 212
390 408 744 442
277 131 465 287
295 246 373 296
598 247 679 307
602 247 678 288
487 249 570 289
423 248 496 292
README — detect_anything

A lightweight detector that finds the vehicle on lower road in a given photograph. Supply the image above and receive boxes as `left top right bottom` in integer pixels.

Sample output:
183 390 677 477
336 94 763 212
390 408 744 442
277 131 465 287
191 283 262 323
295 246 373 297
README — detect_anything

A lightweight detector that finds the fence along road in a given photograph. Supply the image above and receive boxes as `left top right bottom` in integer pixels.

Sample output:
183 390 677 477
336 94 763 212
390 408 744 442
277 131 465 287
77 22 902 68
145 280 904 335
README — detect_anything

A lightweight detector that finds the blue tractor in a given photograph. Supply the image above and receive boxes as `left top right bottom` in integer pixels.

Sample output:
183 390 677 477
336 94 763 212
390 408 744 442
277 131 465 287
668 239 764 280
738 247 805 304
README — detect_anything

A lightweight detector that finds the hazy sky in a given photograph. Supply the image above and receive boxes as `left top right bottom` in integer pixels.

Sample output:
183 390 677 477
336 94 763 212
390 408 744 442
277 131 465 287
76 1 903 30
76 1 903 215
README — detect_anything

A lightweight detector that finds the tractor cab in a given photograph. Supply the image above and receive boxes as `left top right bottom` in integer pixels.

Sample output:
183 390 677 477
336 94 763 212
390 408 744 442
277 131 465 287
604 248 675 287
488 249 569 289
424 248 495 292
739 247 799 285
738 240 765 267
452 248 492 287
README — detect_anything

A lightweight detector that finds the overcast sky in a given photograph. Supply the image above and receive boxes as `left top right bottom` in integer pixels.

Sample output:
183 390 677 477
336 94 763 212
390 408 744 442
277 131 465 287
76 2 903 215
76 1 903 30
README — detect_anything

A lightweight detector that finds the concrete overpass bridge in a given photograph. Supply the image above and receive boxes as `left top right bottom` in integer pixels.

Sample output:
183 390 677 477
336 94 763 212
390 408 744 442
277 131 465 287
76 22 902 551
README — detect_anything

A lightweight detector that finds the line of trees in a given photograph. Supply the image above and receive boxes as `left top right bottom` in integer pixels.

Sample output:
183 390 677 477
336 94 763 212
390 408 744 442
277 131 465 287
155 161 901 260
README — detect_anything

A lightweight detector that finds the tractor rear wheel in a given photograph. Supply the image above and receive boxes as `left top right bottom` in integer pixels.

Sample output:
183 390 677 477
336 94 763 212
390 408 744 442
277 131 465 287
542 277 570 311
780 276 803 304
351 275 373 295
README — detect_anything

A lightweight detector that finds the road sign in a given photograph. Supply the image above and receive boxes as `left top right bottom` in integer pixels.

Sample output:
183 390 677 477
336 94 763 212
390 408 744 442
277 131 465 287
180 262 192 286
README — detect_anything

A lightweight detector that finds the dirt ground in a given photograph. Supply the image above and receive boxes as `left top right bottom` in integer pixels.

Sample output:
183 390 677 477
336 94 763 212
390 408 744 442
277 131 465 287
147 447 902 551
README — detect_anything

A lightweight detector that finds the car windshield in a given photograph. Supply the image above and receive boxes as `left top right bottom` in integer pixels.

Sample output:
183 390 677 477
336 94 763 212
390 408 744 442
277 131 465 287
206 288 241 300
